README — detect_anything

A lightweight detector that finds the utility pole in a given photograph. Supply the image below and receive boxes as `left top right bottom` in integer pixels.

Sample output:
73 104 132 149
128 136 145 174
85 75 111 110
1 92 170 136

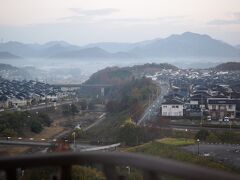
72 132 76 152
197 139 200 155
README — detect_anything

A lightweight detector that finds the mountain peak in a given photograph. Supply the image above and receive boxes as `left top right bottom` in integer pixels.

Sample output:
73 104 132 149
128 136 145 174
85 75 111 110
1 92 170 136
182 31 199 36
43 41 74 48
130 32 240 58
183 32 211 38
168 32 211 40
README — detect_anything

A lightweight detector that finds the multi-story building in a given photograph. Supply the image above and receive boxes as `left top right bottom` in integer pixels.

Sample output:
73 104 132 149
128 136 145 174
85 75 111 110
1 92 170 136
161 99 184 117
207 98 236 119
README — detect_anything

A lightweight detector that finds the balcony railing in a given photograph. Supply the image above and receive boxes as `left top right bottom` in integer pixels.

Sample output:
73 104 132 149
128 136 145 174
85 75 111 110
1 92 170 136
0 152 239 180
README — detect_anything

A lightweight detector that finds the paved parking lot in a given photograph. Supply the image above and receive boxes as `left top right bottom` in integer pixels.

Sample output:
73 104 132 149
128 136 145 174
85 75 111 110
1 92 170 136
182 143 240 168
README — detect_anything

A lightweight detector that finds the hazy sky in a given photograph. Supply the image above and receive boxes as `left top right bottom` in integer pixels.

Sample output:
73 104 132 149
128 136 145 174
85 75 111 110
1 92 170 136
0 0 240 45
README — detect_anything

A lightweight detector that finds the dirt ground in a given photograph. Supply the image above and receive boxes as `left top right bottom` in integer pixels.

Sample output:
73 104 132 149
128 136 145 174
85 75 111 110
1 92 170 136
31 117 67 140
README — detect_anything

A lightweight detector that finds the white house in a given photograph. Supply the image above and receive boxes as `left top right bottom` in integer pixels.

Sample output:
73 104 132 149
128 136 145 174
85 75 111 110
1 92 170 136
46 92 58 101
207 98 236 119
161 99 184 116
9 97 27 108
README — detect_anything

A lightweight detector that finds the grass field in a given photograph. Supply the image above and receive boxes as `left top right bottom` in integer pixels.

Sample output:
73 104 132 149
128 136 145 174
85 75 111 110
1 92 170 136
157 138 195 146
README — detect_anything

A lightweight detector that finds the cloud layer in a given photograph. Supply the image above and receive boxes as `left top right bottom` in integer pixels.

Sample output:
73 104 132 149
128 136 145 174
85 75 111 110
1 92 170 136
70 8 119 16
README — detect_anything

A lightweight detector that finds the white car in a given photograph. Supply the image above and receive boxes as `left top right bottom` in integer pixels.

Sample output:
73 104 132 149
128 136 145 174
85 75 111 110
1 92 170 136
224 117 229 122
207 116 211 121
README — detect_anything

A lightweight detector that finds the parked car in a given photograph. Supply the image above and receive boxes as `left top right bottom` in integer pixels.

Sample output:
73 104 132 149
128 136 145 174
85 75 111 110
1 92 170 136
224 117 229 122
207 116 211 121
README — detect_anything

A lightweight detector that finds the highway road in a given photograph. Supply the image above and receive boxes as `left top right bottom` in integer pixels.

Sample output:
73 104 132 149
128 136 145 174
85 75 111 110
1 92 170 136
137 80 169 125
84 113 106 131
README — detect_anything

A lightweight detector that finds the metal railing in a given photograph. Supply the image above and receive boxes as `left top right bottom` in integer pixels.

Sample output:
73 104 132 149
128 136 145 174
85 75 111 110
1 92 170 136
0 152 239 180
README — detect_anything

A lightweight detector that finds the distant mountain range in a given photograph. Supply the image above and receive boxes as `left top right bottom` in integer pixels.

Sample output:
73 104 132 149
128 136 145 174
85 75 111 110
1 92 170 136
0 41 80 58
0 32 240 59
85 38 162 53
130 32 240 58
52 47 137 59
0 51 21 59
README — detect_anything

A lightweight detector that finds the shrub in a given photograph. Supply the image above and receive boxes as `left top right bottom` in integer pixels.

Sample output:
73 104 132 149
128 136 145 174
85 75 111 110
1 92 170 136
80 100 87 110
219 131 235 143
119 118 141 146
206 132 220 143
1 128 17 137
72 166 105 180
195 129 209 141
38 113 52 127
31 120 43 133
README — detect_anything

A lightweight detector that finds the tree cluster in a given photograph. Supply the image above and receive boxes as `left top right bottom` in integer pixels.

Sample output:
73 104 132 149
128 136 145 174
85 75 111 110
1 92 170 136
0 111 52 136
106 78 157 121
195 129 240 144
62 104 79 115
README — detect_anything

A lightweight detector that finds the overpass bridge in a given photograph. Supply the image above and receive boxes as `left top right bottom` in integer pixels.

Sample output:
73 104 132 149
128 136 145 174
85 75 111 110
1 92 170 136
0 139 121 152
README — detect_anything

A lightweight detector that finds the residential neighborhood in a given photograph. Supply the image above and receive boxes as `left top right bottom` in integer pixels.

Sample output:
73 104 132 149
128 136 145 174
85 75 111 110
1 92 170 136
145 68 240 121
1 0 240 179
0 77 74 110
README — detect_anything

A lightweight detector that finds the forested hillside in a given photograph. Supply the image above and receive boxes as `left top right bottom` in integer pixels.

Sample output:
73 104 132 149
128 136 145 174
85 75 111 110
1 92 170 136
215 62 240 71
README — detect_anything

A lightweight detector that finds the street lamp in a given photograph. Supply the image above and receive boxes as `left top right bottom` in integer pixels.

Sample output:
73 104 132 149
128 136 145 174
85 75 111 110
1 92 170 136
200 108 203 127
126 166 131 174
197 139 200 155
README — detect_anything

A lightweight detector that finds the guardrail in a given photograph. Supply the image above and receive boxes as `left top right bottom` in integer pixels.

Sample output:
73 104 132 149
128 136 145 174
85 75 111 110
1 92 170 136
0 152 239 180
80 143 121 152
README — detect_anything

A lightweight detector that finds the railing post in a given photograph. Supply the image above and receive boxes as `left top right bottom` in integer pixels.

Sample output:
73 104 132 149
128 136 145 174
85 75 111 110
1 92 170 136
103 164 118 180
61 165 72 180
5 168 17 180
143 170 160 180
